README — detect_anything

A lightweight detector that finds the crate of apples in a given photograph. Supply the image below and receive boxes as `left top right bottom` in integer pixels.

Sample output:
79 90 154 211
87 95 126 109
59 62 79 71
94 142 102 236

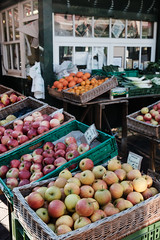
127 100 160 138
13 157 160 240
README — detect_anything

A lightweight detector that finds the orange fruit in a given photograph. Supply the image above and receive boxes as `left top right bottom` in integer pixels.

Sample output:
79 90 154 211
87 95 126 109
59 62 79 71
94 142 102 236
53 81 59 88
70 73 76 77
67 76 74 82
82 75 87 81
84 72 91 79
81 81 86 86
68 81 76 88
57 82 63 89
76 71 83 78
77 78 83 84
57 88 62 92
51 86 55 89
85 79 90 85
59 78 64 83
62 80 68 87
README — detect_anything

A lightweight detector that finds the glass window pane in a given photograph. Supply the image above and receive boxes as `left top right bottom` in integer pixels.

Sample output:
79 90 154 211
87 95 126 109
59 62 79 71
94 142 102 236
93 47 107 69
142 22 153 39
54 14 73 36
126 47 140 69
8 10 13 41
6 45 11 69
114 47 125 68
14 8 19 40
23 2 32 18
127 21 140 38
75 16 92 37
33 0 38 15
2 12 7 42
94 18 109 37
141 47 151 69
111 19 125 38
75 47 92 69
59 46 73 64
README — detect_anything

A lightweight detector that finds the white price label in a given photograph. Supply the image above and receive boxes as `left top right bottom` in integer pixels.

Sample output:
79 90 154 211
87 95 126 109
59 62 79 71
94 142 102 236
84 124 99 145
50 108 63 118
127 151 143 170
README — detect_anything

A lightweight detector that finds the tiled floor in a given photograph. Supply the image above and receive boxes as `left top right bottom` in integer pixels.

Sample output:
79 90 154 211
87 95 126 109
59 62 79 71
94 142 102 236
0 193 10 240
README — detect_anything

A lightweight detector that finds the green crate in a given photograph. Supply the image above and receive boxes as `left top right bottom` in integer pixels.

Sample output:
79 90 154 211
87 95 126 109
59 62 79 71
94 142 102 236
12 212 30 240
0 120 118 204
122 221 160 240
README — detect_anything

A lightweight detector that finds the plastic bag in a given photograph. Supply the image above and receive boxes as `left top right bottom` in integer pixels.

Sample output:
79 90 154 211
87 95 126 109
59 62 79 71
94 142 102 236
55 61 78 79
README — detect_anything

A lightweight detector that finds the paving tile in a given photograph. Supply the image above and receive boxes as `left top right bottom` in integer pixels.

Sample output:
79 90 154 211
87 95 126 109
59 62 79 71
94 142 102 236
1 215 10 231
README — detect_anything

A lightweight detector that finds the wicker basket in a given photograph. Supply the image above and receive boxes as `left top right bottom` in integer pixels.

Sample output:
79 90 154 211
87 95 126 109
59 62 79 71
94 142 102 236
0 97 47 126
13 173 160 240
127 100 160 139
0 85 12 94
63 76 118 104
48 86 63 99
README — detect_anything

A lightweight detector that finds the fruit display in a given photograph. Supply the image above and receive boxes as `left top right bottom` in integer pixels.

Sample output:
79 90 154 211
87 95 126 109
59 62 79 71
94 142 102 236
0 138 90 189
0 111 65 154
135 102 160 125
51 72 91 92
67 77 109 95
0 92 25 109
21 157 158 236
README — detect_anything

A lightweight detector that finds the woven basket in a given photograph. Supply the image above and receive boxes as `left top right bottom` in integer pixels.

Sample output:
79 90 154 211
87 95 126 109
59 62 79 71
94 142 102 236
0 97 47 126
63 76 118 104
127 100 160 139
0 85 12 94
13 173 160 240
48 86 63 99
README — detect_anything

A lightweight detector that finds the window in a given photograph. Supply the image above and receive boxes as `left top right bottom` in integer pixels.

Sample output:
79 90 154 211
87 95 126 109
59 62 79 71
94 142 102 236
0 0 38 77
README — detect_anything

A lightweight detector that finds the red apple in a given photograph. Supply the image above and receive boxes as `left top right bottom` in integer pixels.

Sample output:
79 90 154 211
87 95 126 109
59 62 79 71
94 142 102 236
102 171 119 185
4 129 13 136
32 155 43 164
55 149 66 158
32 111 42 119
54 142 66 152
20 154 32 162
79 158 94 171
64 136 77 146
6 168 19 178
65 150 79 161
74 216 91 230
27 192 44 210
48 200 66 218
6 177 18 189
143 113 152 121
32 121 41 129
64 182 80 196
50 119 60 128
94 189 112 205
80 185 94 198
0 165 9 179
13 119 23 128
7 139 19 149
42 114 52 122
19 170 31 180
14 124 23 132
10 159 20 168
43 164 55 175
1 93 10 106
18 179 30 186
0 144 8 153
42 149 55 158
90 209 106 222
92 179 107 191
54 157 67 167
27 129 37 139
24 115 34 122
19 161 32 171
109 183 124 199
42 157 55 166
30 172 43 182
30 163 43 173
66 143 78 152
32 148 43 156
1 135 11 145
78 143 90 155
17 135 29 144
157 102 160 110
127 192 144 205
80 170 95 185
37 126 49 135
0 126 5 135
10 93 17 103
43 142 54 150
76 198 94 217
53 112 64 123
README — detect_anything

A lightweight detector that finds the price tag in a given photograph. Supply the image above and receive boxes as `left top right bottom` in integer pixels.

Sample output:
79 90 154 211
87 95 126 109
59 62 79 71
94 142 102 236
83 124 99 145
127 151 143 170
50 108 63 118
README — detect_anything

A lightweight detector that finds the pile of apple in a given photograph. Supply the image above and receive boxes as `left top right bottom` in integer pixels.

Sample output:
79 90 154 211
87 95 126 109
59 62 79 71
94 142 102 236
0 111 65 154
135 102 160 125
0 93 25 109
0 137 90 189
24 158 158 236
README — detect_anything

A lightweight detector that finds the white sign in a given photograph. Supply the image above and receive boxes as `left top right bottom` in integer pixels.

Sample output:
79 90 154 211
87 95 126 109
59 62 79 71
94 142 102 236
127 151 143 170
50 108 63 118
84 124 99 145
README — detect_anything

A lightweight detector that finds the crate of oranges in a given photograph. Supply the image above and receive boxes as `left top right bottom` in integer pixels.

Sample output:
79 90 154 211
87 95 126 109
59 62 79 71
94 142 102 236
48 72 91 99
63 73 118 104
